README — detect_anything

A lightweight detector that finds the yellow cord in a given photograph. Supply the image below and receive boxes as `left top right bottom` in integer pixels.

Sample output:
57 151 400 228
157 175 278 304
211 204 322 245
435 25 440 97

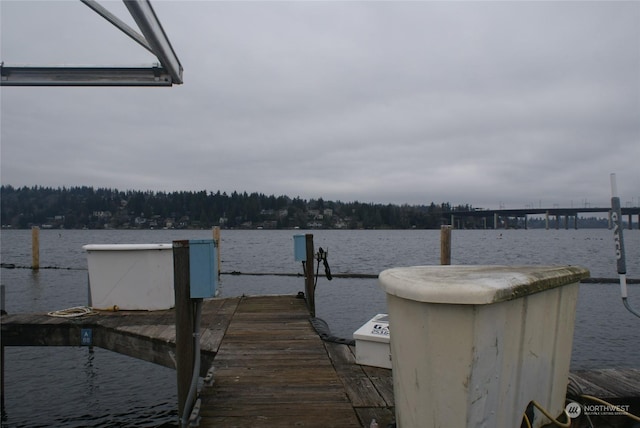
531 400 572 428
522 412 533 428
580 394 640 422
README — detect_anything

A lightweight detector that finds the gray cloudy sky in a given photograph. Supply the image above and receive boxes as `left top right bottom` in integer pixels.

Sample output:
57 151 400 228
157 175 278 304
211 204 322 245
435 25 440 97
1 1 639 209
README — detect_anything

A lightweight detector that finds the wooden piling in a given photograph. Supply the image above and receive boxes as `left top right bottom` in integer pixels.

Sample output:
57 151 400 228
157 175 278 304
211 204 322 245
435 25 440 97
1 285 4 413
440 225 452 265
31 226 39 270
212 227 221 280
305 234 315 317
173 240 194 421
1 330 4 414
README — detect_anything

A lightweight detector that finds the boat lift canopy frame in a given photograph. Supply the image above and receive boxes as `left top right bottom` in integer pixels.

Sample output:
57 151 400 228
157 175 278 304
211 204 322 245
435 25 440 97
0 0 183 87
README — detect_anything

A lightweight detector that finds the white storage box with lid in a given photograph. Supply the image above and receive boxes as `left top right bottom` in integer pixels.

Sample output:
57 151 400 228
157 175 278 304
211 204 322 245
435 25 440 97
353 313 391 369
379 265 590 428
83 244 174 311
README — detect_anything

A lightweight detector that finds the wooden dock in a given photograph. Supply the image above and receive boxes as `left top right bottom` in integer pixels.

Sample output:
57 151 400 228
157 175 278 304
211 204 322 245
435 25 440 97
1 294 394 427
2 294 638 427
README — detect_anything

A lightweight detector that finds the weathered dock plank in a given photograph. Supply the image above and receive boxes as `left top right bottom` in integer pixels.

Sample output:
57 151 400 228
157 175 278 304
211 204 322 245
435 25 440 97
568 369 640 427
571 368 640 399
197 295 367 428
324 341 395 427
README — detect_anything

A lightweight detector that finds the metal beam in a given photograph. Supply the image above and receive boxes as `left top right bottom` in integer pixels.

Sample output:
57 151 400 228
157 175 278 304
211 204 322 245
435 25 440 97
124 0 183 84
80 0 154 55
0 0 182 87
0 64 173 86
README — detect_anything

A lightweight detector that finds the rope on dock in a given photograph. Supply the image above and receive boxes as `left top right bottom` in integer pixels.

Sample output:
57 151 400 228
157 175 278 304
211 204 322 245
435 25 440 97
310 316 355 346
47 306 97 318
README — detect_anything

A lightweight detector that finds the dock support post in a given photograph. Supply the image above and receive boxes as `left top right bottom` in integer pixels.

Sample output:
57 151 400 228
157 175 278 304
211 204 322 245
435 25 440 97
173 240 194 422
31 226 39 270
440 225 451 265
213 227 221 280
1 338 3 415
494 213 498 229
305 234 315 317
1 284 4 413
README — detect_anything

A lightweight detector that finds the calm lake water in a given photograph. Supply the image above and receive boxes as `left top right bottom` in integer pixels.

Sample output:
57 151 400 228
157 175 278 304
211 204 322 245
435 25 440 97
1 228 639 427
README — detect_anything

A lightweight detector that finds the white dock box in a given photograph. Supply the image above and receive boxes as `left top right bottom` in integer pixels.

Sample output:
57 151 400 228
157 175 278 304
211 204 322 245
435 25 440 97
353 314 391 369
83 244 174 311
379 265 590 428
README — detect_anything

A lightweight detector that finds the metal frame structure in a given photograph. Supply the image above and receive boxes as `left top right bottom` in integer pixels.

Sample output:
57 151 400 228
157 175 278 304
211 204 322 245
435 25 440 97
0 0 183 87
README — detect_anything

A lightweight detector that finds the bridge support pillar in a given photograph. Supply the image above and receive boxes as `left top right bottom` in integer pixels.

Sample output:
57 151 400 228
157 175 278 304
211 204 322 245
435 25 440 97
545 211 549 230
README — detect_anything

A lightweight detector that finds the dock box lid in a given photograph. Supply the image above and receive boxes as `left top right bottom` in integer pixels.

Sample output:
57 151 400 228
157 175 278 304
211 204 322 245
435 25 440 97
353 313 390 344
83 244 172 251
379 265 589 305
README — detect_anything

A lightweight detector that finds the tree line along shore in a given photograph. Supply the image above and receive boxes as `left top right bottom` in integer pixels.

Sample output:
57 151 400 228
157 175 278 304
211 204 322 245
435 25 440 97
0 185 612 230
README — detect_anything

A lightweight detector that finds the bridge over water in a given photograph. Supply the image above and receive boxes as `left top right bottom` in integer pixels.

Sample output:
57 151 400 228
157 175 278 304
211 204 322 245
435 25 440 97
445 207 640 230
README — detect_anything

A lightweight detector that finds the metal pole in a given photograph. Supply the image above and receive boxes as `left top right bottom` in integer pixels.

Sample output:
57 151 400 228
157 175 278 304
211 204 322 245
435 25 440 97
610 174 640 318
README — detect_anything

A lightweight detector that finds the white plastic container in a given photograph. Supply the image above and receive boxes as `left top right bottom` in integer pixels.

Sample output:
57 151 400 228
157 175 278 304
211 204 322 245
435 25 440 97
353 314 391 369
379 265 589 428
83 244 174 311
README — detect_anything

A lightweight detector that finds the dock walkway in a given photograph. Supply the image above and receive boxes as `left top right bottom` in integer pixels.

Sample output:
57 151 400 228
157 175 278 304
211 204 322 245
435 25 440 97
198 295 393 427
2 294 638 427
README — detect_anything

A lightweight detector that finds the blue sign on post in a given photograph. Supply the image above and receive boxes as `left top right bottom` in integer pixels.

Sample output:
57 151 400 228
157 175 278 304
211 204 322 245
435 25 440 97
293 235 306 262
189 239 217 298
81 328 92 346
